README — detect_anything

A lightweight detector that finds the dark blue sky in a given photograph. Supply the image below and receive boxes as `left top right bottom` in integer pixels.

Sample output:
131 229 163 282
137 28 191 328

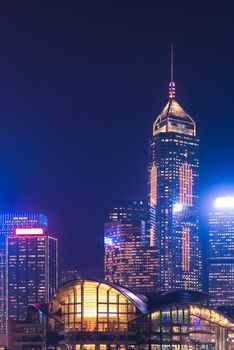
0 1 233 277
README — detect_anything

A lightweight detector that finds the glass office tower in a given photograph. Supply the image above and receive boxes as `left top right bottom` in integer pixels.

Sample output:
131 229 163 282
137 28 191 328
209 197 234 307
148 73 201 291
6 228 58 321
104 199 157 292
0 213 48 334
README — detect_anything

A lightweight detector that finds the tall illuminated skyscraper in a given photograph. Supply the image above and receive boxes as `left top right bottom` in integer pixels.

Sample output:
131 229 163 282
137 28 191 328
0 213 49 334
104 198 157 292
148 47 201 291
6 228 58 321
209 197 234 307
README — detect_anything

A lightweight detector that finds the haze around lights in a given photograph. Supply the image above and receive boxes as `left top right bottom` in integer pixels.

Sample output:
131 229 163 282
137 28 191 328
215 197 234 208
173 203 184 213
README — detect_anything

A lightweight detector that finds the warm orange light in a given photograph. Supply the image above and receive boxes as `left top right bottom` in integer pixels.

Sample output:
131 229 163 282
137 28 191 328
182 226 190 272
180 163 193 206
152 99 196 137
150 164 157 206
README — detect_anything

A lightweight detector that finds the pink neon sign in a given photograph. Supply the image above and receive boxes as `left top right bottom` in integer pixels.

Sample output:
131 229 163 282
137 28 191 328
15 228 44 236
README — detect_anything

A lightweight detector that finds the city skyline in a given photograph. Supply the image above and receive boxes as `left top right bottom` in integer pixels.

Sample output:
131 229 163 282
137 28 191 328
0 2 233 278
0 2 234 348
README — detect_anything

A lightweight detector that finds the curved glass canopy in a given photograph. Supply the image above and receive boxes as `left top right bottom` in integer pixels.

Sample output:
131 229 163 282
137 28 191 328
49 279 147 332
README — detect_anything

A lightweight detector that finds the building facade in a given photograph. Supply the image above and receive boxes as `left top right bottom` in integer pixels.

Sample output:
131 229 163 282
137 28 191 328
129 293 234 350
6 228 58 322
0 212 48 335
209 197 234 307
104 199 157 292
8 279 234 350
148 74 201 291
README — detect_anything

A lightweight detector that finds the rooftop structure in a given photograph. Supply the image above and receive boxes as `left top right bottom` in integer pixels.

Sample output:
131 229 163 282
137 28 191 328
153 98 196 137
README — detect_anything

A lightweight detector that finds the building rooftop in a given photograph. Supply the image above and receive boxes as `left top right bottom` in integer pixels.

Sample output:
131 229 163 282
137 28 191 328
153 98 196 137
145 289 210 310
159 99 190 120
49 279 211 315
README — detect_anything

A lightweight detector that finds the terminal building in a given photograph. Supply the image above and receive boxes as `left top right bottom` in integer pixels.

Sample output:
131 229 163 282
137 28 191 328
8 279 234 350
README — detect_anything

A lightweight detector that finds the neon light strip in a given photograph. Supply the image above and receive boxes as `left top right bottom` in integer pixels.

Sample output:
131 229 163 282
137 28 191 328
182 227 190 272
180 162 193 206
15 228 44 235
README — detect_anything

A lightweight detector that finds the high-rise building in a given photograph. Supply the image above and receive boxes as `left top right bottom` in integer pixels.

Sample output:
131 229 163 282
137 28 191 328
148 48 201 291
209 197 234 307
6 227 58 321
104 198 157 292
0 213 48 334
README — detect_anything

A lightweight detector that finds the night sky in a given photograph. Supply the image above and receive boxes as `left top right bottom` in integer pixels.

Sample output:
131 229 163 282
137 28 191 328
0 1 233 278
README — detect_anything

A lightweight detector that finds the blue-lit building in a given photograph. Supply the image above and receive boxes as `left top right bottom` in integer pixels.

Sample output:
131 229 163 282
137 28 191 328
6 228 58 322
148 66 202 291
104 198 157 292
209 197 234 307
0 212 48 335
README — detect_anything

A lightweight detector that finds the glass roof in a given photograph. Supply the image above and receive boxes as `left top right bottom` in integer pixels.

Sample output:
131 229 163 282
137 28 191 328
49 279 148 315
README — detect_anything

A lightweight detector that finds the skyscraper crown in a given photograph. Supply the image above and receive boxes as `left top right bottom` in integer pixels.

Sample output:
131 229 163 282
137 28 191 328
153 45 196 137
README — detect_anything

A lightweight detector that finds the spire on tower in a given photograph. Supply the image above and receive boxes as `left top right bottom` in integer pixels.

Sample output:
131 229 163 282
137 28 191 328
169 43 176 99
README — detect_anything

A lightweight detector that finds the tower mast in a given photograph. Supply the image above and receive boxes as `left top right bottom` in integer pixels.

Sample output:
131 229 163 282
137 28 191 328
169 43 176 99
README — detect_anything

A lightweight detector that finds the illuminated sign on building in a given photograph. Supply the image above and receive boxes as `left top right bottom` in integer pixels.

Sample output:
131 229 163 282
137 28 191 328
15 228 44 236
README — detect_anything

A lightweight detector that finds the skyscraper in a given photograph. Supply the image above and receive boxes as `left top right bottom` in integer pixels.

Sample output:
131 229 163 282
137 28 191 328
0 213 48 334
148 48 201 291
209 197 234 307
6 228 58 321
104 198 157 292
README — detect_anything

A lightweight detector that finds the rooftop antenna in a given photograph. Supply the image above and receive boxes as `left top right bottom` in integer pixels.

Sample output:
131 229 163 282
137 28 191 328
171 43 174 81
169 43 176 99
